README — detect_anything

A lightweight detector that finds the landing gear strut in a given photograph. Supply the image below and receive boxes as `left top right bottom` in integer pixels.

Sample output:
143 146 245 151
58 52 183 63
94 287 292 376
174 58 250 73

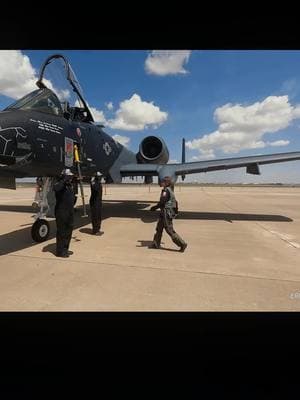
31 177 55 242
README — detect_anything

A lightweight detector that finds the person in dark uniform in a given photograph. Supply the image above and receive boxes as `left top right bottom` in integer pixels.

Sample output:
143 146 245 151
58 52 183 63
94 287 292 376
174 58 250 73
89 172 103 235
54 168 75 257
150 176 187 252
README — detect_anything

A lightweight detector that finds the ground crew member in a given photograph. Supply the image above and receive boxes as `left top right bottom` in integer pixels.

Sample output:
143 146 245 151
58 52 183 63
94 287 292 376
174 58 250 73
150 176 187 252
54 168 75 257
89 172 103 235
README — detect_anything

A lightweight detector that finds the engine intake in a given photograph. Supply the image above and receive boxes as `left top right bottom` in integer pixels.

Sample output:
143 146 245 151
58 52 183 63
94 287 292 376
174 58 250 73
137 136 169 164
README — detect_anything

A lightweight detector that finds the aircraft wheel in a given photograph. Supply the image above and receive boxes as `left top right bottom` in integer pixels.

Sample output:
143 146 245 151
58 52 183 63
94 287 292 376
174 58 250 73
31 219 50 242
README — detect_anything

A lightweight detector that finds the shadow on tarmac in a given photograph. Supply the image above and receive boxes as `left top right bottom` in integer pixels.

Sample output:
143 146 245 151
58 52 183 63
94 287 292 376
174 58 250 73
136 240 179 252
79 228 104 235
79 227 94 235
0 199 293 256
0 200 293 223
0 215 88 256
42 242 56 256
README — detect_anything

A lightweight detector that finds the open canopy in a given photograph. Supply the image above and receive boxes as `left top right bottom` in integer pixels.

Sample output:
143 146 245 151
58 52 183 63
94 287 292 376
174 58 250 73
5 54 94 123
36 54 94 122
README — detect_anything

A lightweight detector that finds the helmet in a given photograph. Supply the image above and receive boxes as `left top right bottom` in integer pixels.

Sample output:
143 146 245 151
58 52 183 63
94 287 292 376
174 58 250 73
62 168 74 176
95 171 101 177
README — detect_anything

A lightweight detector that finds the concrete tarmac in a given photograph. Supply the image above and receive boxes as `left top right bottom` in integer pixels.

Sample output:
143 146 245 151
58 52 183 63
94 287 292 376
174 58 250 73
0 185 300 310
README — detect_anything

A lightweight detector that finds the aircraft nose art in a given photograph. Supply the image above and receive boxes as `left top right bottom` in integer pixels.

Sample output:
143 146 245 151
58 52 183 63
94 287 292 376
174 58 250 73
0 120 32 167
0 125 30 153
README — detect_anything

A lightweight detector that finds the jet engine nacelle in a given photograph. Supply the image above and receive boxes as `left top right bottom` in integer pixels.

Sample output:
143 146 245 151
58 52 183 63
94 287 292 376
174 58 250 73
136 136 169 164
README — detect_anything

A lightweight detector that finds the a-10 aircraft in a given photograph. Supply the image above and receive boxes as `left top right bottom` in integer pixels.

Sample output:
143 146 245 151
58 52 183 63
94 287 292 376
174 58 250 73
1 53 300 242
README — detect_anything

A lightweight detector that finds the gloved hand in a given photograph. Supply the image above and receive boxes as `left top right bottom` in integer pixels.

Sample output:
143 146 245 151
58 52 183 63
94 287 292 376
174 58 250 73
150 206 158 211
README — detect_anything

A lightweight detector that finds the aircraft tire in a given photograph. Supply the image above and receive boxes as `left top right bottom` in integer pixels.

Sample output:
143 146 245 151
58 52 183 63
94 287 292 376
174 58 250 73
31 219 50 242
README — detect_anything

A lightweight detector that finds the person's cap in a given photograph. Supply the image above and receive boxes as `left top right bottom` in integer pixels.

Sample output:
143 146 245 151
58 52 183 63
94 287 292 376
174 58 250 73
95 171 101 177
62 168 74 176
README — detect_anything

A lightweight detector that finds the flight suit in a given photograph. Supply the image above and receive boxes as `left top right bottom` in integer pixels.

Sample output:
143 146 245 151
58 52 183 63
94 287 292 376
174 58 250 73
54 177 75 257
89 177 103 234
151 186 186 250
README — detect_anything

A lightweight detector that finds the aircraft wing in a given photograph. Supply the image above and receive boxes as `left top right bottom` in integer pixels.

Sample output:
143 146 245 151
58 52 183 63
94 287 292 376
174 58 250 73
120 151 300 180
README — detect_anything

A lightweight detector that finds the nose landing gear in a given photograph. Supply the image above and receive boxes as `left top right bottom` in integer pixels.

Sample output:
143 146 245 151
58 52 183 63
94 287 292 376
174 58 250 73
31 218 50 242
31 177 56 242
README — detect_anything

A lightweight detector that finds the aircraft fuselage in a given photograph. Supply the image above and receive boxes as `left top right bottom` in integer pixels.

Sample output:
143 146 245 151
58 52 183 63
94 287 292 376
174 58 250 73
0 109 136 182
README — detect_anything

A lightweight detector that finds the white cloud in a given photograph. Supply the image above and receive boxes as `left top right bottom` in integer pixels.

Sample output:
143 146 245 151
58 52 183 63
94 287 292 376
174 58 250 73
89 106 107 124
145 50 191 76
106 101 113 110
191 151 216 161
269 140 290 147
77 94 167 130
186 95 300 157
0 50 37 99
54 88 71 102
112 134 130 147
44 80 71 102
107 93 168 131
77 94 167 131
0 51 73 103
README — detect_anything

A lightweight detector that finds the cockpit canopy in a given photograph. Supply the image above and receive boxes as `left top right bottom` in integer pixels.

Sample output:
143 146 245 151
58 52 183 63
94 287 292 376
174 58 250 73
5 88 91 122
36 54 94 123
4 54 94 123
5 88 63 116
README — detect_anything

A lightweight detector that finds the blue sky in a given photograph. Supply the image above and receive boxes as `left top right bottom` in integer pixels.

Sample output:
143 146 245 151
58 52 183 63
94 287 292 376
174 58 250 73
1 50 300 183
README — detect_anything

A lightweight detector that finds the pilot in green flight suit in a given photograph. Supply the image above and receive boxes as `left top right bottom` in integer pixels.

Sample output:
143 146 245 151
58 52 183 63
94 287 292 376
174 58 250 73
150 176 187 252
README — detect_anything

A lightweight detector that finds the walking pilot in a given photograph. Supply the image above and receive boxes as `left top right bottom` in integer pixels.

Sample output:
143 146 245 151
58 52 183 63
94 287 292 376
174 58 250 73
89 171 103 235
150 176 187 252
54 168 75 258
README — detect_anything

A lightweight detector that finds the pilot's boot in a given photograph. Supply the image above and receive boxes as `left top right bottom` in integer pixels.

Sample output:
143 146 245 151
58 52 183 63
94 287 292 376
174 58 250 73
179 242 188 252
150 240 160 249
171 233 187 252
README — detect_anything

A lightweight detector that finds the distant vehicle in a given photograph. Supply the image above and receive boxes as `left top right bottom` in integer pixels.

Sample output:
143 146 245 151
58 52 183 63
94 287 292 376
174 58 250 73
1 54 300 241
